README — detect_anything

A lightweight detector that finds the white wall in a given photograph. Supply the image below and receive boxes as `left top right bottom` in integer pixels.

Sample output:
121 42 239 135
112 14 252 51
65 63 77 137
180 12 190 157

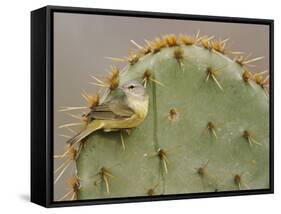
0 0 279 212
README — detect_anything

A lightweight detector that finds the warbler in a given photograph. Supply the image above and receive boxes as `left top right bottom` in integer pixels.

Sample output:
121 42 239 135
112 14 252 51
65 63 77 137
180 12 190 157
67 80 149 145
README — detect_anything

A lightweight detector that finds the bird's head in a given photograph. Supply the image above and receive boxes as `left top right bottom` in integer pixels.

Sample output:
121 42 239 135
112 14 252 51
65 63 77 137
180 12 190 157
120 80 147 99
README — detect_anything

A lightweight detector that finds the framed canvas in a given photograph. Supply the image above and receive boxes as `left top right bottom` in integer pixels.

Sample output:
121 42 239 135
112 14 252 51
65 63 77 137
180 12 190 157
31 5 274 207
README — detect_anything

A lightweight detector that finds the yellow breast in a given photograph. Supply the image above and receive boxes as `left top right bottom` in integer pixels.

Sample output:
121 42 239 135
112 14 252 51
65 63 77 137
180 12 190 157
102 96 149 129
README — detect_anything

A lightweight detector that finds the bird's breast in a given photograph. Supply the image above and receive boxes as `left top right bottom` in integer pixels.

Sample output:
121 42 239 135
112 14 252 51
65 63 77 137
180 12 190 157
128 97 149 119
102 98 149 129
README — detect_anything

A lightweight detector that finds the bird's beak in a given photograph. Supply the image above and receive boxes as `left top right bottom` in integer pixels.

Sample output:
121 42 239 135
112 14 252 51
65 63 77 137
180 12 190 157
118 85 125 90
118 85 127 93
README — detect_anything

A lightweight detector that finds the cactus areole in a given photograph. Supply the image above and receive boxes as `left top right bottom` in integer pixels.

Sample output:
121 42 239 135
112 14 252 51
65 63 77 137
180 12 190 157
31 6 273 208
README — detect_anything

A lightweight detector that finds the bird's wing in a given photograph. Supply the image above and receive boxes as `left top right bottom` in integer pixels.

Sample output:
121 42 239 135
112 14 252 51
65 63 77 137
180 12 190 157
90 94 134 120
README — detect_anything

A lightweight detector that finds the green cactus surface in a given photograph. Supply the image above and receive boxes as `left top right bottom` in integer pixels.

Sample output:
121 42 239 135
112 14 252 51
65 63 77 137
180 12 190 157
56 34 269 200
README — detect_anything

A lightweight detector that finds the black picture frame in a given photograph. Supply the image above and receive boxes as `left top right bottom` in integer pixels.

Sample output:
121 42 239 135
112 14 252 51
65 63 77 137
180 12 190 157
31 5 274 208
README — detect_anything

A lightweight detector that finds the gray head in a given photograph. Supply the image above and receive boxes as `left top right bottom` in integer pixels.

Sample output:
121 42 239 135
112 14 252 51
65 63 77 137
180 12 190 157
120 80 147 98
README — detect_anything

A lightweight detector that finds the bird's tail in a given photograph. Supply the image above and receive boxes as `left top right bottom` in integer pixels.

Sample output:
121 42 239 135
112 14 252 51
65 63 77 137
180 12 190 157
66 121 103 145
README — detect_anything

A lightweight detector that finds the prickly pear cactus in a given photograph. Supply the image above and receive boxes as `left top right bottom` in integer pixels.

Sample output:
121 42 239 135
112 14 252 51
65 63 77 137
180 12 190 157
56 34 269 200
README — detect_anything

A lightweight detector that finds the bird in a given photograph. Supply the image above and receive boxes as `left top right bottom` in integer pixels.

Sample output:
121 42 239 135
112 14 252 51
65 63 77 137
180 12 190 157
67 80 149 146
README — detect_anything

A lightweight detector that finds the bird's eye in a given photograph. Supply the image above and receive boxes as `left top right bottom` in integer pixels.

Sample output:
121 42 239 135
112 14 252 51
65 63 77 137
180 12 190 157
128 85 135 90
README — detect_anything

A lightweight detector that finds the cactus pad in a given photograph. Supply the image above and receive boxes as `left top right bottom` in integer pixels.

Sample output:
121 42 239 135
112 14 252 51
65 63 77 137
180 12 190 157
55 34 269 200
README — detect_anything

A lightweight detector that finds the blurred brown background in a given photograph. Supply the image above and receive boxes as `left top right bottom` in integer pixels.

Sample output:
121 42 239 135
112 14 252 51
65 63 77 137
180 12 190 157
53 12 269 201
